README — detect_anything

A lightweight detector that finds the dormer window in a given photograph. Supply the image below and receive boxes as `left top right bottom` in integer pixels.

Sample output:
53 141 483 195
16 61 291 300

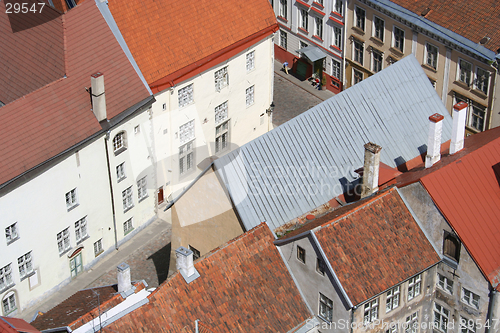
113 131 127 155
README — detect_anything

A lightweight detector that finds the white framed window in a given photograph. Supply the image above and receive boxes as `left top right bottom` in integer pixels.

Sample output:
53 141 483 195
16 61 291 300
178 84 194 108
319 293 333 322
385 286 400 312
124 218 133 235
122 186 133 212
57 227 71 255
460 317 476 333
437 273 453 294
332 59 341 79
280 30 287 49
353 39 363 65
179 119 195 144
333 26 342 48
393 26 405 52
316 257 326 275
246 51 255 71
0 264 13 291
116 162 126 182
279 0 287 19
2 292 16 315
433 303 449 333
65 188 78 210
215 101 228 124
314 16 323 39
246 86 255 107
364 298 379 324
214 66 229 91
113 131 127 153
373 16 384 41
300 9 308 30
457 59 472 86
334 0 343 16
475 67 490 94
297 246 306 263
372 49 383 73
453 93 486 132
215 121 230 153
137 176 147 200
405 311 418 333
461 288 480 309
18 252 33 279
179 140 194 175
75 217 88 243
353 68 363 85
94 239 103 257
407 274 421 300
425 42 439 69
5 222 19 244
355 6 365 31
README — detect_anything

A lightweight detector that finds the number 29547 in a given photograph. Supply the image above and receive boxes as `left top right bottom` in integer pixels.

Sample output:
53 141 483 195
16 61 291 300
5 2 46 13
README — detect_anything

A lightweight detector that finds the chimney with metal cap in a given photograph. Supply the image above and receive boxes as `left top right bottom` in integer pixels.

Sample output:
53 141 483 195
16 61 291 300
117 262 131 294
175 246 200 283
361 142 382 198
425 113 444 168
91 72 107 122
450 101 468 155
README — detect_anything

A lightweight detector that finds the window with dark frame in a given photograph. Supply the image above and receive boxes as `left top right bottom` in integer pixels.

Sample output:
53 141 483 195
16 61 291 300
333 26 342 48
393 26 405 52
335 0 343 16
354 39 363 64
189 245 201 260
280 30 287 49
374 16 384 41
315 16 323 39
426 43 438 69
355 6 365 31
458 59 472 86
297 245 306 263
372 49 383 73
316 257 326 275
443 233 460 262
300 9 308 30
353 69 363 84
319 293 333 322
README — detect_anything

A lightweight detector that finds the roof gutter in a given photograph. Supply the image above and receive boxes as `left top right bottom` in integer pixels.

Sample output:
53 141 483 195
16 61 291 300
41 327 73 333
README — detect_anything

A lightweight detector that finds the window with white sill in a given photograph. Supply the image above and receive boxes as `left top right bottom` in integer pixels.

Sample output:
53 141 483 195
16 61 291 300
393 26 405 52
246 86 255 107
215 101 228 124
460 316 476 333
433 303 450 333
457 58 472 86
407 274 421 300
314 16 323 39
65 188 78 210
214 66 229 92
94 239 103 257
385 285 400 312
333 26 342 48
57 227 71 255
179 140 194 175
372 49 383 73
475 67 490 94
437 273 453 294
137 176 147 201
280 30 287 49
334 0 343 16
300 9 308 31
332 59 341 80
363 298 379 324
2 291 16 315
405 311 418 333
461 288 480 309
246 51 255 72
75 217 88 243
425 42 438 69
319 293 333 322
5 222 18 244
0 264 13 291
113 131 127 154
215 121 230 153
116 162 126 182
178 84 194 108
124 218 133 235
453 93 486 132
353 39 363 65
373 16 384 41
122 186 133 212
353 69 363 85
18 252 33 279
279 0 287 19
355 6 365 31
179 119 195 144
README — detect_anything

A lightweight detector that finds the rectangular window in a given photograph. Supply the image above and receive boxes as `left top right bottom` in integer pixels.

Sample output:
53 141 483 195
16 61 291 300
364 298 379 324
280 30 287 49
0 264 13 290
393 26 405 52
246 51 255 72
460 317 476 333
385 286 400 312
279 0 287 19
405 312 418 333
332 59 341 79
316 257 326 275
462 288 480 309
179 119 195 144
215 121 230 153
319 293 333 322
246 86 255 107
475 67 490 94
354 39 363 65
453 93 486 132
94 239 103 257
426 43 438 69
65 188 78 209
113 132 126 154
407 274 421 300
333 26 342 48
214 66 229 91
297 246 306 263
215 101 228 124
315 17 323 39
355 6 365 31
5 223 18 244
374 16 384 41
57 227 71 255
75 217 88 243
470 103 486 132
353 69 363 84
189 245 201 260
116 162 126 182
124 218 133 235
122 186 133 212
2 293 16 315
434 303 449 333
18 252 33 279
137 176 147 200
437 273 453 294
458 59 472 86
372 49 383 73
178 84 194 108
334 0 343 15
179 140 194 175
300 9 308 30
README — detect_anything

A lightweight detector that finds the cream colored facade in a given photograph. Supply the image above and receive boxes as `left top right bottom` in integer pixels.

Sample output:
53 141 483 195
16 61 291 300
344 0 498 135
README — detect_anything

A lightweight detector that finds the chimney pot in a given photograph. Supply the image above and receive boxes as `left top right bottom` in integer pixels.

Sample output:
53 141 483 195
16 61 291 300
175 246 195 277
91 72 107 122
117 262 131 294
450 102 468 155
425 113 444 168
361 142 382 198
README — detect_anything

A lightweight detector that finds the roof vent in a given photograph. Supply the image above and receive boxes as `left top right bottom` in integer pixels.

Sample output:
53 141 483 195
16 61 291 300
425 113 444 168
175 246 200 283
421 7 430 16
480 36 491 45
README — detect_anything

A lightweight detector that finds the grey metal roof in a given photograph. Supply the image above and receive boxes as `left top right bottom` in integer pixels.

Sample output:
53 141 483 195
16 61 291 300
296 46 327 62
214 55 453 232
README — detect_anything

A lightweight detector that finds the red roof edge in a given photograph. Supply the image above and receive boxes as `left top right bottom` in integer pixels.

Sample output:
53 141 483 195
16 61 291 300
149 23 279 93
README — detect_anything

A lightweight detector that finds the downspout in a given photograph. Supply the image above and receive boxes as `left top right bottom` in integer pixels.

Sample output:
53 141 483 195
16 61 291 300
486 288 499 333
350 306 356 333
487 62 498 130
342 0 348 91
104 132 119 250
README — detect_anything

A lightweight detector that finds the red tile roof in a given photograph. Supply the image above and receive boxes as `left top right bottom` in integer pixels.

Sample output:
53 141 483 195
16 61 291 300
103 224 311 333
0 317 41 333
314 188 440 305
107 0 278 90
390 0 500 53
0 1 65 105
0 0 150 187
420 133 500 288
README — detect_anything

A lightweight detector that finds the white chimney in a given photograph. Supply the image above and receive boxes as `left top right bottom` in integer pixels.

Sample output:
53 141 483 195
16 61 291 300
175 246 200 283
425 113 444 168
361 142 382 198
117 262 131 294
91 72 107 122
450 101 468 155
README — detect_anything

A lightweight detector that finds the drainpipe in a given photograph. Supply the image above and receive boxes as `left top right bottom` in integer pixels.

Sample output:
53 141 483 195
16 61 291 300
341 0 348 91
104 132 119 250
487 62 498 130
350 305 356 333
486 288 499 333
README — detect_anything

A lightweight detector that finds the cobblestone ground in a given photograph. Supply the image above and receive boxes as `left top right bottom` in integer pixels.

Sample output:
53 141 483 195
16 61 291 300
272 73 323 127
86 223 172 289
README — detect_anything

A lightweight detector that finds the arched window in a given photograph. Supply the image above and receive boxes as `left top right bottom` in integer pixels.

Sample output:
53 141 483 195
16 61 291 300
113 131 127 154
443 233 460 262
2 291 17 315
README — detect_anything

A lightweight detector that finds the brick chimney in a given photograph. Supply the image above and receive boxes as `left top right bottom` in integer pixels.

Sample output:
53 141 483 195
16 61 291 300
425 113 444 168
91 72 107 122
361 142 382 198
450 101 468 155
117 262 131 294
175 246 200 283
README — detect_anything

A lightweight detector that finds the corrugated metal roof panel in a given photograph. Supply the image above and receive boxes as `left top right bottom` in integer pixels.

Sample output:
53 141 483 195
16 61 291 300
214 55 453 231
